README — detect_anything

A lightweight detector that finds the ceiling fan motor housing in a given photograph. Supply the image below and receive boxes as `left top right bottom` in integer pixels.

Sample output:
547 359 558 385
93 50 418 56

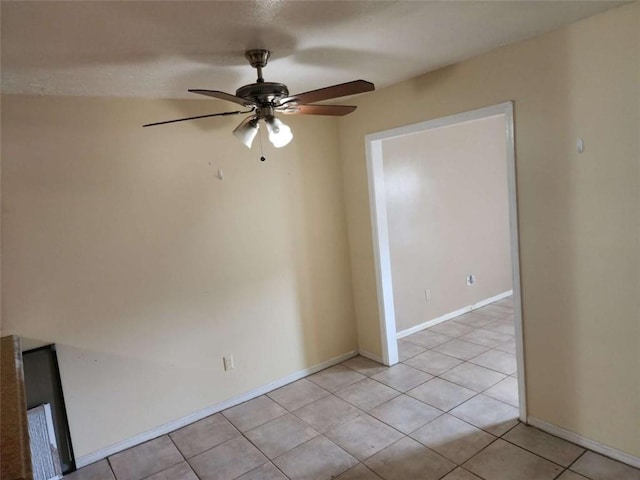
236 82 289 106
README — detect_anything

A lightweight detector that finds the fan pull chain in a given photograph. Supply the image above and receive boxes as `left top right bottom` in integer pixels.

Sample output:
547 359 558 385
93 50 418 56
258 126 266 162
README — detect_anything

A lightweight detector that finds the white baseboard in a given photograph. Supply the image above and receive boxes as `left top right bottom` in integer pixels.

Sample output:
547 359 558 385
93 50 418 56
397 306 470 339
528 416 640 469
76 350 359 468
472 290 513 309
396 290 513 339
358 349 383 364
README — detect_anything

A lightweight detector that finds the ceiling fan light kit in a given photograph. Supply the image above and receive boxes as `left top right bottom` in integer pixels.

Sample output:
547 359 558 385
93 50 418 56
143 49 375 153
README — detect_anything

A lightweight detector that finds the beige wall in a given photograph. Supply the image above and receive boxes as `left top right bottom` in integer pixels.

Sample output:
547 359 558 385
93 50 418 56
383 115 512 332
1 96 357 458
2 1 639 463
338 3 639 457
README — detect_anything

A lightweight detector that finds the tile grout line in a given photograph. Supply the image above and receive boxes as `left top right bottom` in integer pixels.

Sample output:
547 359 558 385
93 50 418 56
424 366 515 405
167 421 245 476
552 470 566 480
105 456 117 480
177 409 295 479
498 428 585 472
268 430 359 479
361 433 459 478
454 434 502 473
565 450 590 477
235 423 293 480
106 436 187 480
457 418 574 477
265 380 332 414
157 435 194 480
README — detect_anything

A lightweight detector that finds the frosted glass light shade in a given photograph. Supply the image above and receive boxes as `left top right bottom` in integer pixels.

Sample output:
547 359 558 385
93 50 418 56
265 116 293 148
233 117 259 148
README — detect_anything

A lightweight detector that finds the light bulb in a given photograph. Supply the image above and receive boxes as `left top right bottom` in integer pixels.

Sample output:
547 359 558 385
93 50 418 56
265 116 293 148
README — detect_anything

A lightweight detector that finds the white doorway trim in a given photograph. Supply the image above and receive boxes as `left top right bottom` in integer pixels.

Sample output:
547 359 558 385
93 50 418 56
365 101 527 421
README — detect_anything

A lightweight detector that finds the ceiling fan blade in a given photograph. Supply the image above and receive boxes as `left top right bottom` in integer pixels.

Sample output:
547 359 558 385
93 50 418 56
278 104 357 116
282 80 374 105
189 89 257 107
143 109 251 127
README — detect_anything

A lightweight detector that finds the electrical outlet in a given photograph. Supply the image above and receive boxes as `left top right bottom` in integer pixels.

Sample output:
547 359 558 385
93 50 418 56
223 355 234 371
466 274 476 286
424 289 431 302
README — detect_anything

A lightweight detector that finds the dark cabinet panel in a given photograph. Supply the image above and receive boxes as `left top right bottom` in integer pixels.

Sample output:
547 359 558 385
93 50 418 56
23 345 75 474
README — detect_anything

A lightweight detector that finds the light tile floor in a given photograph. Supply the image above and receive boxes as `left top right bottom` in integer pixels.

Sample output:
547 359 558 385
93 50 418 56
66 298 640 480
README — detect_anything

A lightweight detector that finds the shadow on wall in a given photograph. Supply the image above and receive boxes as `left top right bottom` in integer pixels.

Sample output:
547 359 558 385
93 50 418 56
284 118 358 365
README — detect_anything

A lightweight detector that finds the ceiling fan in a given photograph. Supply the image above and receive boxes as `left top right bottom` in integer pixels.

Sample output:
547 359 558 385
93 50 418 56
143 49 375 149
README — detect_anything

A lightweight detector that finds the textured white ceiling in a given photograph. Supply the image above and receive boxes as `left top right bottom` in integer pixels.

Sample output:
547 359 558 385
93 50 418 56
0 0 625 99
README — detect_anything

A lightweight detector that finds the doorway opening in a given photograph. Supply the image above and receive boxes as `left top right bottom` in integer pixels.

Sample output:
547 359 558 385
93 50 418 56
365 102 526 420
